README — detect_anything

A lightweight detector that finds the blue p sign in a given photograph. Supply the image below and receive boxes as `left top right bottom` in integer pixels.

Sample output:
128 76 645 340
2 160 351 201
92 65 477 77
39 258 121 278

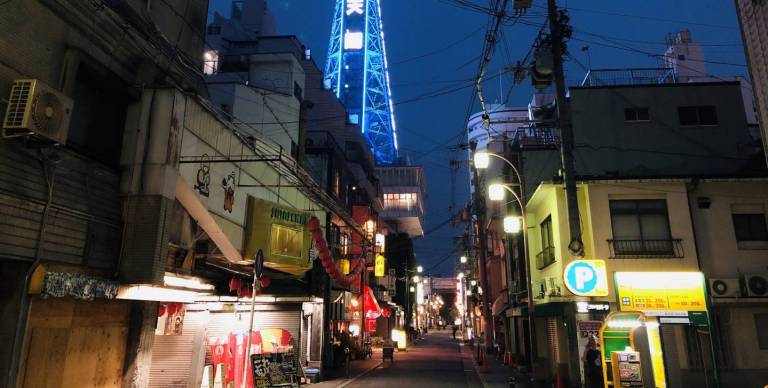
563 260 608 296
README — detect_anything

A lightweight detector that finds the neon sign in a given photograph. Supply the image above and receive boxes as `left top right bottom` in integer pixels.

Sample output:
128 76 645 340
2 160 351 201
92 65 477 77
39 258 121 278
346 0 364 15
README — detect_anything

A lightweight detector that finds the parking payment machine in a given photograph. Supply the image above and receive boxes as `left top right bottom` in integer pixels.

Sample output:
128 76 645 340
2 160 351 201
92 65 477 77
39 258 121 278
610 350 643 387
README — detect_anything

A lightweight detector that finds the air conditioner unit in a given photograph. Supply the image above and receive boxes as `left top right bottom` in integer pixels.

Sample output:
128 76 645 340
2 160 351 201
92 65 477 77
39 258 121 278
744 274 768 297
3 79 73 144
547 277 562 297
708 278 741 298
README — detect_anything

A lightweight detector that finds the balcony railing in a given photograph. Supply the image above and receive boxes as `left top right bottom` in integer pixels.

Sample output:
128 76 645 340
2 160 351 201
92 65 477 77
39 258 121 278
607 239 684 258
536 246 556 270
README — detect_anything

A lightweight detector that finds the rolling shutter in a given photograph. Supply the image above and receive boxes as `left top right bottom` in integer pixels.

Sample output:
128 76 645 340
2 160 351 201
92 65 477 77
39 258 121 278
148 310 208 388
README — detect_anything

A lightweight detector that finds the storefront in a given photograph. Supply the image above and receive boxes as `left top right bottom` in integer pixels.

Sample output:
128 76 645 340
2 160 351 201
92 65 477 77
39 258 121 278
598 272 716 388
148 297 323 388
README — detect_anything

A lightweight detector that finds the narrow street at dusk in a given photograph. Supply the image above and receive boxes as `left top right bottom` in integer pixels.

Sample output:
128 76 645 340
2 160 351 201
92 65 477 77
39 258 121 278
1 0 768 387
339 331 484 388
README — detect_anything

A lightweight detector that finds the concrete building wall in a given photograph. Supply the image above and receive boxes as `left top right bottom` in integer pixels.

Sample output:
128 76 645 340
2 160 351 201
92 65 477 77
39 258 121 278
569 82 754 178
735 0 768 165
687 180 768 384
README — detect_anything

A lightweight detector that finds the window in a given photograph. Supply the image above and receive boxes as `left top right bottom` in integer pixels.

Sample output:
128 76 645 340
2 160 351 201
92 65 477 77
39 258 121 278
624 107 650 122
537 216 555 269
540 216 553 250
732 213 768 241
755 314 768 350
383 193 417 211
609 199 677 257
678 106 718 126
293 81 303 101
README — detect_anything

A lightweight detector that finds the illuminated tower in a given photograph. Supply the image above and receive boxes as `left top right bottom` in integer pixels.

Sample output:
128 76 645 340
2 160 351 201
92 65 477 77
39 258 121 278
324 0 399 165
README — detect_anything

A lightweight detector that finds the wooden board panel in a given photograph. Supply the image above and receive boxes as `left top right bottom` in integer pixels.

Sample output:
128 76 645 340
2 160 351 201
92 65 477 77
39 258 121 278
21 298 129 388
21 327 69 388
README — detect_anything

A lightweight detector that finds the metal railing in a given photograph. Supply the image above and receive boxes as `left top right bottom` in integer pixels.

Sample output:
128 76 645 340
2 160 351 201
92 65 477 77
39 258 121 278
581 68 677 87
607 239 684 258
536 246 556 270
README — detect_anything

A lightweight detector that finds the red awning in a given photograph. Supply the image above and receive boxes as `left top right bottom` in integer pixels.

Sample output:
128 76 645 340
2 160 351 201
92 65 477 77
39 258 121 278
363 286 382 319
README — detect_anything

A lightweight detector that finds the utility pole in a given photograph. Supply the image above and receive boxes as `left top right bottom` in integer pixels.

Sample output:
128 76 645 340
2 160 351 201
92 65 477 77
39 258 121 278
470 141 494 353
547 0 583 256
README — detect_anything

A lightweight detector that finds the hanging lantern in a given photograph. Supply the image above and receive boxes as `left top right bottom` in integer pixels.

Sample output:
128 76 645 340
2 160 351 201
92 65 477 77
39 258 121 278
339 258 351 275
375 255 386 277
259 276 271 289
229 277 241 292
382 308 391 318
158 305 166 317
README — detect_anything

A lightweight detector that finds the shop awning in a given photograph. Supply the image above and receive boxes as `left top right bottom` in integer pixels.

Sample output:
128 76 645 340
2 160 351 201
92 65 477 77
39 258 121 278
492 292 509 316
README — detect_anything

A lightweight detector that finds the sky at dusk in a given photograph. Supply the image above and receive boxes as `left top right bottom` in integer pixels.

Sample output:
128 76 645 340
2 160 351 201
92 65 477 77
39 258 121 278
208 0 750 276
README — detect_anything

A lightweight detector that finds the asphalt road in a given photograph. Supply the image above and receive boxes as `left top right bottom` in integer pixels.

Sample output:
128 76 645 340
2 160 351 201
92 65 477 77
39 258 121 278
342 330 484 388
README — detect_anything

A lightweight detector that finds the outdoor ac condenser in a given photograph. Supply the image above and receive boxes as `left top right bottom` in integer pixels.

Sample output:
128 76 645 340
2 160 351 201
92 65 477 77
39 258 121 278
2 79 73 144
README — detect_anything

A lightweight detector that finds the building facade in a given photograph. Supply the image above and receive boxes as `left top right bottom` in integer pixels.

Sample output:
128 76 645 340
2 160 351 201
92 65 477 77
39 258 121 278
735 0 768 164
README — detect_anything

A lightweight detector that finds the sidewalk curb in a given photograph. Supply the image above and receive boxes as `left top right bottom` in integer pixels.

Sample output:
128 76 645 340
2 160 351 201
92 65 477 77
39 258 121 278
458 342 490 388
334 360 383 388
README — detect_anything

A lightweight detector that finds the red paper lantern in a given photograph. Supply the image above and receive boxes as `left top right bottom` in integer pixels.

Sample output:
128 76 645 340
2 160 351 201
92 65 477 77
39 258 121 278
229 277 241 291
382 308 391 318
166 303 177 316
259 277 271 289
158 305 166 317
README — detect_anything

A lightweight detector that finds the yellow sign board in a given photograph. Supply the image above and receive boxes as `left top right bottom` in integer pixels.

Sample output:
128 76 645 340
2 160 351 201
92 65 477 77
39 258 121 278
244 196 311 275
615 272 707 315
375 255 386 277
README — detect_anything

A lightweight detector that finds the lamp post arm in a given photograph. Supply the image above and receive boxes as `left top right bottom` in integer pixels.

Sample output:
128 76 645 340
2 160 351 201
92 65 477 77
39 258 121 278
501 184 523 207
487 152 523 185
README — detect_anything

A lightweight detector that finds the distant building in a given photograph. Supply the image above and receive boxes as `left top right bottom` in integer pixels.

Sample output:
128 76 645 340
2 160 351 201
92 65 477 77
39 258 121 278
735 0 768 165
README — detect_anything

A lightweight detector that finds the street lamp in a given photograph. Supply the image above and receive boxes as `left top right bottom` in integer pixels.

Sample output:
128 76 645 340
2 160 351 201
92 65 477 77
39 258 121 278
412 275 420 283
460 255 467 264
474 149 537 370
503 215 522 234
417 265 423 273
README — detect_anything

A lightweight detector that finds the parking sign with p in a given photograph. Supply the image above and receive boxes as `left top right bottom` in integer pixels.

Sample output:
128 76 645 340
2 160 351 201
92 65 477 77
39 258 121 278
563 260 609 296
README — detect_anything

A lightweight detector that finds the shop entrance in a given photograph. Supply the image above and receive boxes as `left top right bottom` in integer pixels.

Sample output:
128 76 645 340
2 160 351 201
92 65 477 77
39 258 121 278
659 324 716 388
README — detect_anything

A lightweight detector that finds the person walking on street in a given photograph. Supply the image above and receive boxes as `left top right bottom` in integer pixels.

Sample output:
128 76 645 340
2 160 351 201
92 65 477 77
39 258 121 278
582 335 604 388
452 324 458 340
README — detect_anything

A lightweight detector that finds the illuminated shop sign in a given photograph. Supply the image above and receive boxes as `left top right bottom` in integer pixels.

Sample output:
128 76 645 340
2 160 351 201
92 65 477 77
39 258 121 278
575 301 611 314
563 260 609 296
244 197 311 275
615 272 707 316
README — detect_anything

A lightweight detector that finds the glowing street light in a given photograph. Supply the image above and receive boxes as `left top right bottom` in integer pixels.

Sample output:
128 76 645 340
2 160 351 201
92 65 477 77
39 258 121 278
503 215 522 234
488 183 506 201
417 265 423 273
473 151 490 169
460 255 467 263
470 280 477 286
412 275 420 283
409 286 415 293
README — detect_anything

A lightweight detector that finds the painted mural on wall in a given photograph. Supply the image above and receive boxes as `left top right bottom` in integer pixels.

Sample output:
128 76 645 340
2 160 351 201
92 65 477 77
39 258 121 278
195 154 211 197
222 171 236 213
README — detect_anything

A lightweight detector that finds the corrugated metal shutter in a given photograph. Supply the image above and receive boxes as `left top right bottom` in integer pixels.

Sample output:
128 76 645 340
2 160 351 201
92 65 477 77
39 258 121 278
149 311 208 388
207 309 302 347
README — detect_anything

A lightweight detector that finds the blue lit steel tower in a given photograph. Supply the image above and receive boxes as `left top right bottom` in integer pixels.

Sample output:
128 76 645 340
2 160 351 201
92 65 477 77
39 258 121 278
324 0 399 165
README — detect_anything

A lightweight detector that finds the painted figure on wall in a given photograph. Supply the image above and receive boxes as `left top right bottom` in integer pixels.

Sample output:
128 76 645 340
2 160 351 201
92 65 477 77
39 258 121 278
222 171 236 212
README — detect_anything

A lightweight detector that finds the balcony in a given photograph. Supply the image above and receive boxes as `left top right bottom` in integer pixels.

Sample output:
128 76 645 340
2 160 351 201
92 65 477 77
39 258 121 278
607 239 684 258
536 246 556 270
